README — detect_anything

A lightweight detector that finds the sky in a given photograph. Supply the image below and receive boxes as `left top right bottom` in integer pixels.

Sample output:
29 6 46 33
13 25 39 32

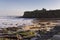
0 0 60 16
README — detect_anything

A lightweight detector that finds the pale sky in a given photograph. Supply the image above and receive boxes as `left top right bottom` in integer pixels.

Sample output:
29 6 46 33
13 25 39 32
0 0 60 16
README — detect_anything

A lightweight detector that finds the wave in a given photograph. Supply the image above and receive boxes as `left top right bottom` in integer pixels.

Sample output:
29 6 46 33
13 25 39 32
0 16 18 19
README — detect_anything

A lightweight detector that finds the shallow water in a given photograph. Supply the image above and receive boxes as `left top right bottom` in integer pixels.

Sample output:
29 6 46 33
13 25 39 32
0 16 60 28
0 17 34 28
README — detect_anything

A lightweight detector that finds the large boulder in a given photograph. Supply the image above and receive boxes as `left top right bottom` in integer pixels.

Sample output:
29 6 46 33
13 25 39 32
51 35 60 40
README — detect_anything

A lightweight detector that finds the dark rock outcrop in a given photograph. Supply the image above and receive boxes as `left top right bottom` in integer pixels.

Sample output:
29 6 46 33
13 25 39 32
23 8 60 18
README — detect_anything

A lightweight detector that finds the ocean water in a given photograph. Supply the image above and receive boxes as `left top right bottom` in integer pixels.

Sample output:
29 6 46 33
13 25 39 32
0 16 34 28
0 16 60 28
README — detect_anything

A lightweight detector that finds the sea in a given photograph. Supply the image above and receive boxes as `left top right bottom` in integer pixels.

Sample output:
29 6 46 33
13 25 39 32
0 16 60 28
0 16 34 28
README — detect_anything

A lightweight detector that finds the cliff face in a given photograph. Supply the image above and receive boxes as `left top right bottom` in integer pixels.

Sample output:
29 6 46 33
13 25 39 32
23 9 60 18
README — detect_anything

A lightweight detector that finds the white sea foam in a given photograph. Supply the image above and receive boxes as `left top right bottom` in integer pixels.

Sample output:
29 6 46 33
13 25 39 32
0 16 33 28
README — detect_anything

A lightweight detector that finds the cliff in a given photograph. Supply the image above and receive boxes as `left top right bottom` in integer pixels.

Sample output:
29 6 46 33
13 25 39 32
23 8 60 18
